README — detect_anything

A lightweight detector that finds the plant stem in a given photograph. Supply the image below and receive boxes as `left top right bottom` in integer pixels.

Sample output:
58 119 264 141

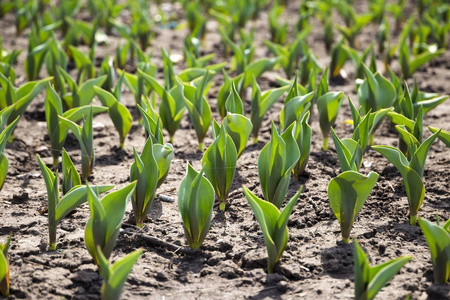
253 136 258 144
369 134 375 146
410 214 418 226
219 202 226 211
342 237 350 243
322 137 328 151
52 156 59 168
169 135 174 144
198 142 204 152
120 142 125 150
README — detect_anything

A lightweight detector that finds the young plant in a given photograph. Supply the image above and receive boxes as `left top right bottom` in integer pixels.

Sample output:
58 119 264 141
335 13 372 48
243 185 302 273
68 45 96 83
85 181 137 266
0 234 11 297
178 164 214 249
279 86 313 132
59 106 95 181
38 155 113 249
97 246 143 300
0 74 52 125
24 37 50 81
342 43 374 80
0 116 19 191
129 138 158 228
328 171 379 242
176 72 214 151
357 64 396 115
317 91 344 151
399 36 445 79
250 78 289 143
329 38 349 80
137 101 164 144
61 148 81 195
268 3 288 45
138 60 185 143
202 123 237 211
264 28 311 78
372 129 441 225
349 97 392 150
258 123 300 209
58 67 107 110
418 217 450 284
93 86 132 149
331 128 363 173
353 240 412 300
45 84 107 166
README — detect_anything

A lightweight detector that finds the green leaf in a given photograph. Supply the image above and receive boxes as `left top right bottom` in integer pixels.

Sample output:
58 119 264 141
328 171 378 241
419 218 450 284
429 126 450 148
178 164 214 249
317 91 344 150
258 122 300 208
100 247 143 300
223 113 253 158
243 185 301 273
224 82 243 115
61 148 81 194
153 143 173 188
130 138 158 227
94 86 132 149
202 124 237 208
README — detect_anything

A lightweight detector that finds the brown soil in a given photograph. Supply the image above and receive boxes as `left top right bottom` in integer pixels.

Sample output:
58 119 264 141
1 1 450 299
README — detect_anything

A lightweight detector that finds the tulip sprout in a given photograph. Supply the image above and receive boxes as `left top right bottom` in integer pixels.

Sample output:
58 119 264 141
258 122 300 209
372 129 441 225
418 218 450 284
243 185 302 273
328 171 379 242
59 106 95 181
38 155 113 250
250 78 289 143
353 240 412 300
97 246 143 300
0 116 19 191
0 234 11 297
202 123 237 211
85 181 137 266
317 91 344 151
178 164 214 249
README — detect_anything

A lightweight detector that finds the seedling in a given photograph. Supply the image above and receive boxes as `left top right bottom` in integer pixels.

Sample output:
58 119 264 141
0 234 11 297
353 240 412 300
137 101 164 144
317 91 344 151
38 155 113 249
250 78 289 143
97 246 143 300
328 171 379 242
372 129 441 225
349 97 392 151
85 181 137 266
0 116 19 191
331 128 363 172
45 84 107 166
178 164 214 249
202 123 237 211
418 218 450 283
243 185 302 273
59 106 95 181
58 67 107 110
176 72 214 151
130 138 158 228
0 74 52 126
357 64 396 115
258 123 300 208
